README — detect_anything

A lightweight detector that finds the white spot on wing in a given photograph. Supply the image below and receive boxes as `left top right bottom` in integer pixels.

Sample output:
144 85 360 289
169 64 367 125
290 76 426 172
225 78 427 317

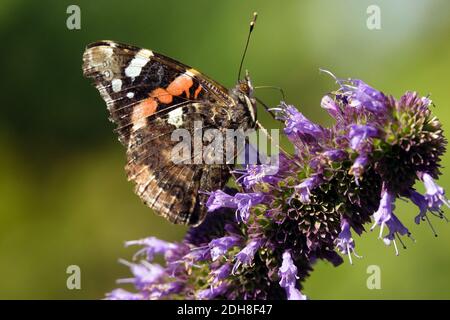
127 92 135 99
111 79 122 92
124 49 153 79
167 107 184 128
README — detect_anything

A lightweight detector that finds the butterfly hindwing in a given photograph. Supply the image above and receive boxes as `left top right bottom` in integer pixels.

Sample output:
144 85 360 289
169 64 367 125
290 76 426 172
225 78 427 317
82 40 237 225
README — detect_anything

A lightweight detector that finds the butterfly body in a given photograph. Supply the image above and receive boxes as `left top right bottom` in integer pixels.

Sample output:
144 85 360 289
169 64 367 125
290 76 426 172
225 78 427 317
82 40 256 225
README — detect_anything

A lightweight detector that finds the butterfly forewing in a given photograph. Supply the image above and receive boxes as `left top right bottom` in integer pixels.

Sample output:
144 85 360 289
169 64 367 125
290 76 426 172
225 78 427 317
82 40 252 225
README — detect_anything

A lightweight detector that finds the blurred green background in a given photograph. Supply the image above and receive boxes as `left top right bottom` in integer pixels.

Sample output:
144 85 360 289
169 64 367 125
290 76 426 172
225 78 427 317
0 0 449 299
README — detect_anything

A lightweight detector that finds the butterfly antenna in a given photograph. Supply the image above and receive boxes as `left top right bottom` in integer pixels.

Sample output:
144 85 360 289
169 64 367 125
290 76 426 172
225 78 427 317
254 85 286 101
237 12 257 81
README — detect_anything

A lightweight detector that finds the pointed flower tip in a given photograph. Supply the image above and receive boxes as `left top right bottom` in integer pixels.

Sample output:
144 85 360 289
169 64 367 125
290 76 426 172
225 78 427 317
421 173 450 209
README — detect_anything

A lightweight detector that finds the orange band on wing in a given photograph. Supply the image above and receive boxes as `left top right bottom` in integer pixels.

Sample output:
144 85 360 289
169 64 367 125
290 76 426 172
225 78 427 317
151 88 173 104
132 97 158 123
132 73 195 128
166 74 194 98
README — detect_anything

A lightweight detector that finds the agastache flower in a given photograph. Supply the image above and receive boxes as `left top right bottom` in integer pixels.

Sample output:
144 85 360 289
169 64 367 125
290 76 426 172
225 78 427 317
197 282 229 300
232 239 263 274
273 102 325 145
106 289 143 300
210 263 232 285
206 190 265 222
335 218 361 264
117 259 164 290
322 149 347 162
209 236 242 261
206 190 236 212
420 172 450 210
294 175 322 203
321 95 343 122
125 237 178 261
278 251 307 300
371 187 411 254
371 187 396 238
408 189 444 237
320 69 387 113
348 124 379 151
382 214 410 255
236 163 280 188
107 72 447 300
343 79 387 113
349 154 369 184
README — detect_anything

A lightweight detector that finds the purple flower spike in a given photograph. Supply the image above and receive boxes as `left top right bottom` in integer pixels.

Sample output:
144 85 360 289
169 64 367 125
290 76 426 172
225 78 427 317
125 237 178 261
348 124 379 151
420 173 450 210
209 236 242 261
335 218 361 264
232 239 263 274
206 190 237 212
294 175 322 203
278 251 307 300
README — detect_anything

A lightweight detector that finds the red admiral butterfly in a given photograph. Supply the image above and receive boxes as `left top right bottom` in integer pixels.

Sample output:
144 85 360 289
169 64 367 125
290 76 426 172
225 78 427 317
82 14 259 225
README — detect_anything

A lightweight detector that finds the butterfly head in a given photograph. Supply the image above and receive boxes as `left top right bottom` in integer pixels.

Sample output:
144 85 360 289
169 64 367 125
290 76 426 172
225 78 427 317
238 70 254 97
232 70 257 124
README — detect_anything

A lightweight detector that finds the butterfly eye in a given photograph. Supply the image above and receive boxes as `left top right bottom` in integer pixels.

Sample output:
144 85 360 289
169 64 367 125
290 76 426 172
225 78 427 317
240 83 249 94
